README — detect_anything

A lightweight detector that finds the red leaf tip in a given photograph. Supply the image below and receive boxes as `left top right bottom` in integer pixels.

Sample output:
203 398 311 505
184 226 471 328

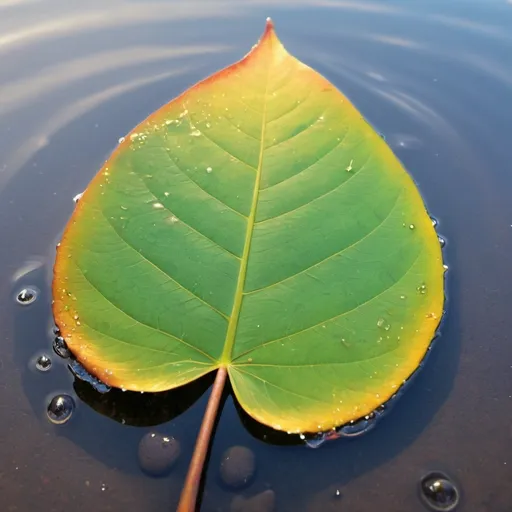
264 17 275 34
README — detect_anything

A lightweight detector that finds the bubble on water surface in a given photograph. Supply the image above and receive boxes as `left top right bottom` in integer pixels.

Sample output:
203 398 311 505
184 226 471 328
68 359 111 394
419 472 460 511
16 287 38 305
53 336 71 358
47 394 75 425
35 354 52 372
138 432 181 476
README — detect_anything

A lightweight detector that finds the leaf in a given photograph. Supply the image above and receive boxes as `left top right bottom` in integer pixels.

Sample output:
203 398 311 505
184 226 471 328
53 19 444 435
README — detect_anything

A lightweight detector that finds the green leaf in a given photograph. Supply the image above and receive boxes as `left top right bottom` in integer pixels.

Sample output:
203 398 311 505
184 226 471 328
53 20 444 434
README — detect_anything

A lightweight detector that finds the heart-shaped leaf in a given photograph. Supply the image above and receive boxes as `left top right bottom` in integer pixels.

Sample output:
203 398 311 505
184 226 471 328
53 20 444 437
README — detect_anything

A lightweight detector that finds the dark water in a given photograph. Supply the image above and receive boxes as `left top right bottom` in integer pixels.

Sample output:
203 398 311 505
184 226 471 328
1 0 512 510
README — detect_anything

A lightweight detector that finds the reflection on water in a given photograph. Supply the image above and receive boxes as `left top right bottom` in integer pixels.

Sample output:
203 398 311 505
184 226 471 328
1 0 512 511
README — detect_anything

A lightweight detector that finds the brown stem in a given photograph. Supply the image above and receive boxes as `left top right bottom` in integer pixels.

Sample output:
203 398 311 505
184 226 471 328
177 367 227 512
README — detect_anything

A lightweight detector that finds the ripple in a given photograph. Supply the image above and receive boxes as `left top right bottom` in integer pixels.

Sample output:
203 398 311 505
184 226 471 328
0 45 230 116
0 3 244 53
0 69 192 191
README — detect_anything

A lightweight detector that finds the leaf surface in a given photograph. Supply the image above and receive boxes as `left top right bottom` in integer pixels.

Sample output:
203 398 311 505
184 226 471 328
53 20 444 433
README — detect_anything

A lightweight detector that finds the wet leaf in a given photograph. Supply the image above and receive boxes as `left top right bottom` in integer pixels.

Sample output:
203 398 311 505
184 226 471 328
53 20 444 434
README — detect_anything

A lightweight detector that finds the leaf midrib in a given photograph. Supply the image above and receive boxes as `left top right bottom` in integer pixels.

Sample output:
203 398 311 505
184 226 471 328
220 50 272 365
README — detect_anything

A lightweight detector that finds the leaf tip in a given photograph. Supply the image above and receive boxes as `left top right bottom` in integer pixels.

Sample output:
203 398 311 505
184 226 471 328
263 17 276 39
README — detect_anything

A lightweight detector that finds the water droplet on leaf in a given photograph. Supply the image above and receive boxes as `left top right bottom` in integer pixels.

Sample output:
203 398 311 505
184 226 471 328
417 283 428 294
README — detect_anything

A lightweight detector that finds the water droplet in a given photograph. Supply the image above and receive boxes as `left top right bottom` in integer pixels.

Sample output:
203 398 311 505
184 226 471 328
47 394 75 424
138 432 181 476
191 129 201 137
68 359 111 394
400 294 406 299
443 264 449 271
345 159 354 172
153 203 164 209
419 472 460 511
377 318 390 330
335 489 341 498
73 192 83 203
438 236 446 248
100 483 108 492
338 416 377 437
118 136 125 143
409 224 415 230
169 215 179 224
35 355 52 372
53 336 71 358
417 283 428 294
206 166 213 173
16 287 38 305
431 216 438 228
304 434 328 449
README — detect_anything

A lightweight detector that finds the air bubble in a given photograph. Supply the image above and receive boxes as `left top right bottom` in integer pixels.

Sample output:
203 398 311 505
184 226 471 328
73 192 83 203
419 472 460 511
409 224 415 230
438 236 446 248
431 216 438 228
191 130 201 137
206 167 213 173
53 336 71 358
118 137 125 143
16 287 38 305
47 394 75 424
35 355 52 372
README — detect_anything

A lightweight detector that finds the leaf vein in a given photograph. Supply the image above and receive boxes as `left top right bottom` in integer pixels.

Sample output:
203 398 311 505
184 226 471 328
234 248 422 360
246 187 403 295
97 207 230 320
72 261 216 362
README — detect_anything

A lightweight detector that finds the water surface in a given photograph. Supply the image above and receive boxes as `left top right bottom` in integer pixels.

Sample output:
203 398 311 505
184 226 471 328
1 1 511 510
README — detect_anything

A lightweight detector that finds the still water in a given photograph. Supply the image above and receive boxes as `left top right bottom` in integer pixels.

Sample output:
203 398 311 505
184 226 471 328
1 0 512 510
